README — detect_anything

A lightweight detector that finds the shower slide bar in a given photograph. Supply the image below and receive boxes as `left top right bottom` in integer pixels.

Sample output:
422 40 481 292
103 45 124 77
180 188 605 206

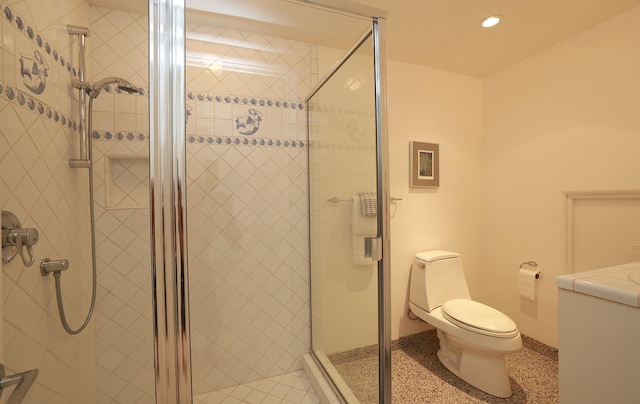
0 364 39 404
67 24 90 169
327 196 402 202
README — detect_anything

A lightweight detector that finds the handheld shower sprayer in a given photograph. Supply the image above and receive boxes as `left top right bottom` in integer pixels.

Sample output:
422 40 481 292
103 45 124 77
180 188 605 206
72 76 139 99
69 75 139 169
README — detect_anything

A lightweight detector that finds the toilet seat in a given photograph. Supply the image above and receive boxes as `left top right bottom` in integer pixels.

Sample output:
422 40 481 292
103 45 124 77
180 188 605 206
441 299 519 338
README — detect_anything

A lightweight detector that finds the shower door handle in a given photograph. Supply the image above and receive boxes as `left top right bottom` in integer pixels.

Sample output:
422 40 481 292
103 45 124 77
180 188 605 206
364 237 382 262
0 364 39 404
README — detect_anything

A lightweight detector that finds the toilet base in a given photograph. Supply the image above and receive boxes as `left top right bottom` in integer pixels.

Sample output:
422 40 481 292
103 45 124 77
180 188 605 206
436 329 513 398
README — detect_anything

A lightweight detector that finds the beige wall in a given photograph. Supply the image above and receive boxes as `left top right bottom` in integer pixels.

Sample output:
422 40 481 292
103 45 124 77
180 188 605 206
319 5 640 350
387 60 485 340
482 6 640 347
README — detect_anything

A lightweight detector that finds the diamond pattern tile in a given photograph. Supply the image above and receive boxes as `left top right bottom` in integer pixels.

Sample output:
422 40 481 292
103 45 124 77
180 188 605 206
194 370 319 404
186 23 314 101
90 9 316 400
3 4 320 403
92 139 154 404
1 3 98 402
87 6 155 399
105 156 149 209
90 7 149 87
187 142 310 394
1 41 97 404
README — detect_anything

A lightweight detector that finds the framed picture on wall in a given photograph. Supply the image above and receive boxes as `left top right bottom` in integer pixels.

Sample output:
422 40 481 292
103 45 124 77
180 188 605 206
410 141 439 187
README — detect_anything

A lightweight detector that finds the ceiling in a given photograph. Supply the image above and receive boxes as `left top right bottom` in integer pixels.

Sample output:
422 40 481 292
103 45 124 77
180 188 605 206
88 0 640 77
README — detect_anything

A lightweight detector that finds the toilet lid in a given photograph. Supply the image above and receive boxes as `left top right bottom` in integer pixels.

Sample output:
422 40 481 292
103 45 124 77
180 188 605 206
415 250 459 263
441 299 519 338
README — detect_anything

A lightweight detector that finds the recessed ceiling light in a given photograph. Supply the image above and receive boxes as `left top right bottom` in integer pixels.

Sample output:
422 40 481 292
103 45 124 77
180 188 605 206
481 15 502 28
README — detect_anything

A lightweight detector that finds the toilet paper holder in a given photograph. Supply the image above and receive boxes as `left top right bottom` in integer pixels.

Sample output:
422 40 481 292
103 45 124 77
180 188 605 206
520 261 540 278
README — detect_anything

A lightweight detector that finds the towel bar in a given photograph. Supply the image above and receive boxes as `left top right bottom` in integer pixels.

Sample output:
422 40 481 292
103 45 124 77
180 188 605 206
327 196 402 202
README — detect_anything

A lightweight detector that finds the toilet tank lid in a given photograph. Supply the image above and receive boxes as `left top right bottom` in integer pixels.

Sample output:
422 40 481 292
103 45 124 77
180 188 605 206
416 250 460 263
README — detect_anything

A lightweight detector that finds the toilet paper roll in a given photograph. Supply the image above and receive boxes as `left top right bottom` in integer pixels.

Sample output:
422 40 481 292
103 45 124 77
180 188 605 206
519 268 539 301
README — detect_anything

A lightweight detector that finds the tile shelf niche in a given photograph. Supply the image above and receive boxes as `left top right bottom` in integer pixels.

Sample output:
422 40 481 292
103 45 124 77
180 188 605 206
104 155 150 210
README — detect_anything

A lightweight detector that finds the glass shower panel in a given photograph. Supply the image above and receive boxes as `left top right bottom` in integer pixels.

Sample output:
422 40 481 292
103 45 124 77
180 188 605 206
184 6 314 398
308 33 379 403
182 1 375 400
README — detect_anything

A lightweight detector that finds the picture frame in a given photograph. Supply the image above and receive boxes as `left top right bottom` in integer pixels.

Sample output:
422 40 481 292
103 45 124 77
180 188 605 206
410 141 439 187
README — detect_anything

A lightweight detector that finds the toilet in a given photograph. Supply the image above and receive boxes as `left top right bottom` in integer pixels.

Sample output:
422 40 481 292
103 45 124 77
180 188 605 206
408 250 522 398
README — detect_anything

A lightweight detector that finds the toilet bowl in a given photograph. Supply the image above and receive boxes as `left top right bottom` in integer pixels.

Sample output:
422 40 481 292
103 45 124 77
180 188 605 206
408 250 522 398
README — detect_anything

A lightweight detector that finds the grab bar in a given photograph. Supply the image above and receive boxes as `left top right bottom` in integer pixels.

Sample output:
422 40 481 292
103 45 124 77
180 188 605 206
0 364 39 404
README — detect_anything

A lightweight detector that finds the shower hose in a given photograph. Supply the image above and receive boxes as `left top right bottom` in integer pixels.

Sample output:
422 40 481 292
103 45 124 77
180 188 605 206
53 96 98 335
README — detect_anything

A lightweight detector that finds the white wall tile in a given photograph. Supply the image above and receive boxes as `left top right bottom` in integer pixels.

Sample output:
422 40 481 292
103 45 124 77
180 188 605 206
90 120 153 401
1 1 97 401
77 7 318 400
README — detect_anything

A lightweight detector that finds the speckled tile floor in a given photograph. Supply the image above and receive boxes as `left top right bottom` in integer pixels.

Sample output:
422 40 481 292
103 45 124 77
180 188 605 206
329 330 558 403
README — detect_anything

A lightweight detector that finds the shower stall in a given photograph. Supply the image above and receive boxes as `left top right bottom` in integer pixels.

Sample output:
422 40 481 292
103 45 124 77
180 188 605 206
0 0 389 402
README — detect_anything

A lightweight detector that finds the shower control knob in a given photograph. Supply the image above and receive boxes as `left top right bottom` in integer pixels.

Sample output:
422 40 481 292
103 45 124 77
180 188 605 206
4 227 38 246
1 211 39 267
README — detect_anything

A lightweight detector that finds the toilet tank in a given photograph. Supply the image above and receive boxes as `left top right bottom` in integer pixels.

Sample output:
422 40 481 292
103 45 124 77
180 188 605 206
409 250 471 312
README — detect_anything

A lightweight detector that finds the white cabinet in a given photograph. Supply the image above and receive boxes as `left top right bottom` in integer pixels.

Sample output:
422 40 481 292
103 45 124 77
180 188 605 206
557 263 640 404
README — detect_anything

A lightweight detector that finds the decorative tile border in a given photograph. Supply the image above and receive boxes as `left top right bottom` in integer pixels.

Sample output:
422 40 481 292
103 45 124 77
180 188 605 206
91 131 309 149
92 130 148 141
307 103 375 117
1 3 81 132
308 142 375 152
187 91 305 111
187 134 306 148
1 3 319 147
185 90 308 140
2 3 79 78
0 79 80 131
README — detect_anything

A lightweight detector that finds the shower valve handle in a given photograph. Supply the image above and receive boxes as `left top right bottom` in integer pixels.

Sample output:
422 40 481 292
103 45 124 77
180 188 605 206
2 227 39 267
2 211 39 267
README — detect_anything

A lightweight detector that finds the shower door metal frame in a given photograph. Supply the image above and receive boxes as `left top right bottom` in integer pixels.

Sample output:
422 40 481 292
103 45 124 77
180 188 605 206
149 0 389 403
372 16 392 404
149 0 191 403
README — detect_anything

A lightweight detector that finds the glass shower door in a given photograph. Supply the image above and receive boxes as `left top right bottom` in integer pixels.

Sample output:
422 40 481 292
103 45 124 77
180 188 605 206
308 31 382 403
150 1 390 402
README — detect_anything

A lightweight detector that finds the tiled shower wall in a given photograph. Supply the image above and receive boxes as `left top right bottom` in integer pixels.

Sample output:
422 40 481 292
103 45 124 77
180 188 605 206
0 1 98 403
87 7 154 404
184 21 315 393
89 6 316 399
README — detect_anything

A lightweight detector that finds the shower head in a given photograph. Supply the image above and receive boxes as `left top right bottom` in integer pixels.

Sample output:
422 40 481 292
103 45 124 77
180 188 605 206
87 77 139 98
